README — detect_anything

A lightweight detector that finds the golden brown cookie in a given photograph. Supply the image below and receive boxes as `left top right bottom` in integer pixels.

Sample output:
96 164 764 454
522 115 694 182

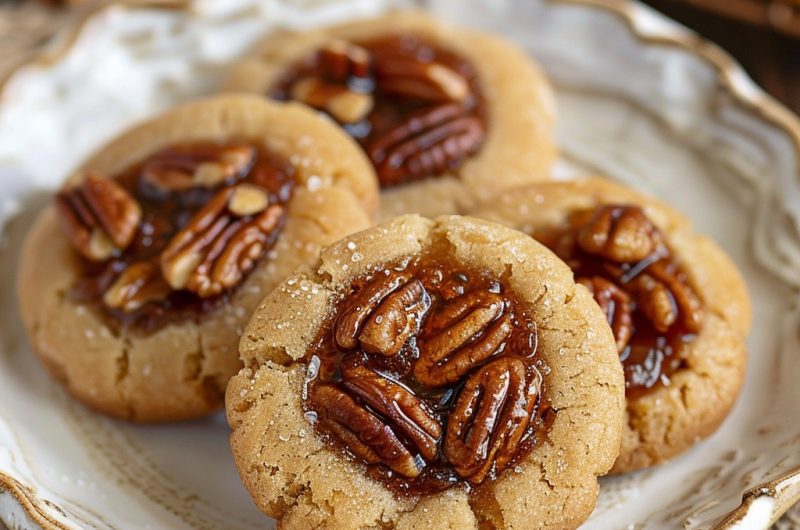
226 214 624 529
470 178 752 473
222 10 556 219
17 94 378 422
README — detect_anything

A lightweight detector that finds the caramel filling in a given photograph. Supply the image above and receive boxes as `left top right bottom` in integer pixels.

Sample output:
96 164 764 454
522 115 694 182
303 255 551 496
57 141 295 333
269 34 486 187
534 205 703 397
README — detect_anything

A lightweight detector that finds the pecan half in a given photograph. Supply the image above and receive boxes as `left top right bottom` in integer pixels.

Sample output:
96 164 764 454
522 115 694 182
334 272 431 356
577 205 660 263
375 53 469 102
414 290 513 387
318 39 372 84
141 143 255 191
341 363 441 461
227 183 270 216
160 184 283 297
633 261 703 333
291 76 374 124
367 103 484 186
359 280 431 356
103 260 171 312
444 357 540 484
578 276 633 352
310 382 432 478
55 172 141 261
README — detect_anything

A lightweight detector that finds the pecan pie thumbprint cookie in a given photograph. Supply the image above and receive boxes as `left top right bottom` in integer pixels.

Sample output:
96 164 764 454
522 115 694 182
18 95 379 422
226 215 624 529
222 11 556 219
471 178 751 473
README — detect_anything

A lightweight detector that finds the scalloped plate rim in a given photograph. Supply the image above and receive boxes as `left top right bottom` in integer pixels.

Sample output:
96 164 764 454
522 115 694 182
0 0 798 528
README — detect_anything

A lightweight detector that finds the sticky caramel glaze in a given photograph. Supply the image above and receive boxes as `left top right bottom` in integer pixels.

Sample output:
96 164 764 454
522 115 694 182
575 258 692 399
303 255 552 497
269 34 486 186
69 142 295 334
534 223 697 398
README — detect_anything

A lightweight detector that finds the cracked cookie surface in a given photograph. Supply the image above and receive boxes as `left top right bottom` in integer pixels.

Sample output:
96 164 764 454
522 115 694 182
221 10 556 220
226 215 624 529
470 178 752 473
17 95 378 422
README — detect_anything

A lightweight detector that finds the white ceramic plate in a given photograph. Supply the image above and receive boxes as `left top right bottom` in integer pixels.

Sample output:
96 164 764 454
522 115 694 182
1 0 799 528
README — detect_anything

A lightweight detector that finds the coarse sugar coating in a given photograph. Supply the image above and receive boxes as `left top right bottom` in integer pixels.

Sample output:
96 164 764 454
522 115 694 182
17 94 378 422
470 177 751 473
227 214 624 529
222 10 556 219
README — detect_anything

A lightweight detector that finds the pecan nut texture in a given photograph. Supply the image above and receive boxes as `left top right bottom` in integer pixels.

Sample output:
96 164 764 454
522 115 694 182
444 358 541 484
56 172 142 261
59 142 295 332
313 387 428 478
577 205 660 263
357 280 431 356
334 271 431 356
318 39 372 83
271 35 486 187
340 363 442 462
373 50 469 102
630 260 703 334
103 260 171 313
414 290 513 387
141 143 256 191
542 204 704 393
305 257 545 494
289 40 375 124
291 77 374 124
366 103 485 187
311 375 438 478
161 184 284 297
577 276 633 353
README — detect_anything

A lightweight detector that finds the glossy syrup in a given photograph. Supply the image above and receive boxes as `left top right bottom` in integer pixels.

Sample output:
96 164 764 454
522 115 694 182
535 223 697 397
268 34 487 186
69 141 295 334
303 255 551 497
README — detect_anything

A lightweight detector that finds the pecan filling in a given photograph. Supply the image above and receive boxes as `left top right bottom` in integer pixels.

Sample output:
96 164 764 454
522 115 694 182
57 141 295 333
535 205 704 397
304 256 550 496
269 34 486 187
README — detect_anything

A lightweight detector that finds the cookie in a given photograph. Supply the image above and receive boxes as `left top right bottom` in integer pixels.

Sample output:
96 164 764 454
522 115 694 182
222 10 556 219
470 178 752 473
226 214 624 529
17 94 378 422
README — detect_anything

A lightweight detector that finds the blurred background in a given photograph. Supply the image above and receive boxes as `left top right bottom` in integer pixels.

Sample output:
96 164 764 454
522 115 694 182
1 0 799 113
643 0 800 113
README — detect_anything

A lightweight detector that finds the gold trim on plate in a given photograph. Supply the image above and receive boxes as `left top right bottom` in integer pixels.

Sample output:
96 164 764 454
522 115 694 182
0 472 70 530
714 466 800 528
0 0 798 528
